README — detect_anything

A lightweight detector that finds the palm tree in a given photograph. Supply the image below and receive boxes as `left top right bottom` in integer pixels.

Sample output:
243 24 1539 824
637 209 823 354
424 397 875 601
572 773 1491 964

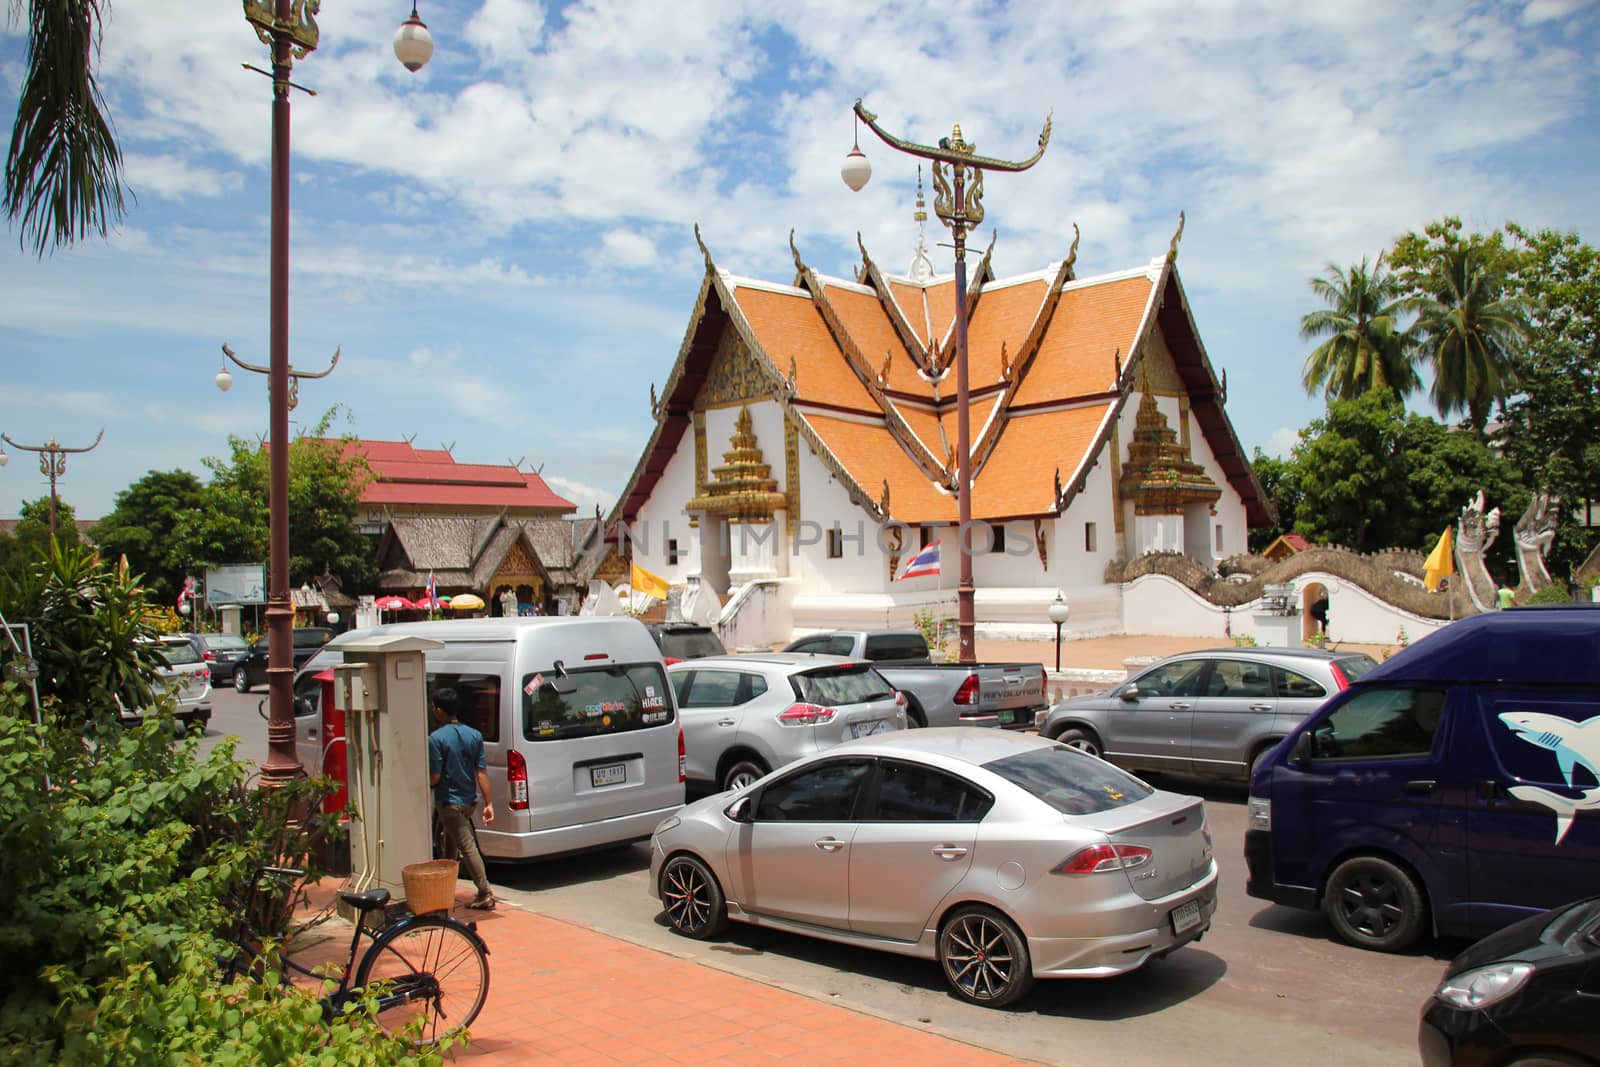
4 0 127 256
1299 255 1420 401
1408 245 1528 434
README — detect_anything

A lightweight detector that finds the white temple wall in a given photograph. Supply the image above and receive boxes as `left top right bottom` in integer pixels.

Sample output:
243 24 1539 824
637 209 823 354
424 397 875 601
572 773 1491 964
1184 406 1249 562
630 439 699 584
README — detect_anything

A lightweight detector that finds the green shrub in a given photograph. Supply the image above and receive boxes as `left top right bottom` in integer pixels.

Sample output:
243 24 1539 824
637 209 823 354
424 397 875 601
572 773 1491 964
1529 584 1574 605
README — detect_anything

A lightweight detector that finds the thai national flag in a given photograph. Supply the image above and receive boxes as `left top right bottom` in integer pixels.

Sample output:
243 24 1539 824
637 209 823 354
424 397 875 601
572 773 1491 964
177 576 196 609
895 541 941 581
426 572 438 609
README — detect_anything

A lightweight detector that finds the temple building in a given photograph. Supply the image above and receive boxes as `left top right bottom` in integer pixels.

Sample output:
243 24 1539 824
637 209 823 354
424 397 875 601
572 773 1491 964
610 214 1270 645
322 439 600 615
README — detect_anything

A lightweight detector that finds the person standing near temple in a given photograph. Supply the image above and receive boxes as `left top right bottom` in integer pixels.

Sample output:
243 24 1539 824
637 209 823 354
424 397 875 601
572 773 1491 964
428 686 496 910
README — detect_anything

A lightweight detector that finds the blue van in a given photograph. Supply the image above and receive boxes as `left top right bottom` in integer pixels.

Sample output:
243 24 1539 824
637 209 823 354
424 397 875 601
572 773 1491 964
1244 606 1600 952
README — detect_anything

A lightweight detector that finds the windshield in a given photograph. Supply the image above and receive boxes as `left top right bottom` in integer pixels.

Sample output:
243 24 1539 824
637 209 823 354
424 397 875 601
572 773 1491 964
658 629 724 659
793 665 894 706
522 663 675 742
1335 654 1378 682
159 642 201 666
204 634 249 651
985 746 1154 815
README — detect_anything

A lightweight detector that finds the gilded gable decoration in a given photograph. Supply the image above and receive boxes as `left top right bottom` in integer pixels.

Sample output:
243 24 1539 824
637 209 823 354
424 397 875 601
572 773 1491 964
784 418 801 536
1118 389 1220 516
685 406 788 523
699 336 770 409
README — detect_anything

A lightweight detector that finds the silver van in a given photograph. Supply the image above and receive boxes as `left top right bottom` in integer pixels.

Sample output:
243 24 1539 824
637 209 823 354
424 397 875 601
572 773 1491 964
303 617 685 860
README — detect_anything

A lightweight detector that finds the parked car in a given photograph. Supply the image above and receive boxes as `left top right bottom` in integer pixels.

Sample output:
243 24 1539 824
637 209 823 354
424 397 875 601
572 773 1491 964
651 728 1218 1007
232 626 335 692
123 635 212 731
184 631 251 680
669 654 907 792
1419 893 1600 1067
1039 646 1378 782
1247 606 1600 953
644 623 726 665
782 629 1046 729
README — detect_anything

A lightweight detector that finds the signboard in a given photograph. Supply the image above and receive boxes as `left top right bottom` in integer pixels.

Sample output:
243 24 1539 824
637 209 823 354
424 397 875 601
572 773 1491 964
205 564 266 606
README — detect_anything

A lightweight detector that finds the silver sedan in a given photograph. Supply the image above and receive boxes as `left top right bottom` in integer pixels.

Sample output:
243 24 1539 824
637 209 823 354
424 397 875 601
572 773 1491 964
649 728 1218 1007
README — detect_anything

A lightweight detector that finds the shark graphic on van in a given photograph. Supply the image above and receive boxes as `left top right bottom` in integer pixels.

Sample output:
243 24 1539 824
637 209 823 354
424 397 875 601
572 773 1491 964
1499 711 1600 844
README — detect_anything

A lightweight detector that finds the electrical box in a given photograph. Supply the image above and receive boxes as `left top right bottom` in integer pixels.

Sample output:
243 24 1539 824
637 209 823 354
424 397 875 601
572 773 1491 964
333 635 444 918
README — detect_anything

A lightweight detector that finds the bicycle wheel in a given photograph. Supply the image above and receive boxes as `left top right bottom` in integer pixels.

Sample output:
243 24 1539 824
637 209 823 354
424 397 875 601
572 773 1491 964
353 915 489 1045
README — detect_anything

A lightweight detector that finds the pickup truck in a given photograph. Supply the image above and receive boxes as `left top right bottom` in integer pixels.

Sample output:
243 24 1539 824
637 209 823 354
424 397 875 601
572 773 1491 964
781 629 1046 730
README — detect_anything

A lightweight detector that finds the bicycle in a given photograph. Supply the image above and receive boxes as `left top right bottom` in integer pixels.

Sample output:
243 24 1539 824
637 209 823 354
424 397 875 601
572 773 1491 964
222 865 491 1046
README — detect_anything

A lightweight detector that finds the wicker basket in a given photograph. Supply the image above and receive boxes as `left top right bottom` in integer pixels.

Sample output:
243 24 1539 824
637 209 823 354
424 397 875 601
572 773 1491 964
401 859 459 914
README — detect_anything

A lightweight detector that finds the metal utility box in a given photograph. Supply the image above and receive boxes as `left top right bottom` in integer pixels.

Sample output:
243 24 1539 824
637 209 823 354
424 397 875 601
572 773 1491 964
332 634 444 916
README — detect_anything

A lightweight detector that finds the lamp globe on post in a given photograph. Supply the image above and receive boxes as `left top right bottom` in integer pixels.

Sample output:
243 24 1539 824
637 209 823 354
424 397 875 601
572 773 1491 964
393 3 434 72
215 363 233 393
841 121 871 192
1047 591 1070 673
0 446 8 468
326 611 340 625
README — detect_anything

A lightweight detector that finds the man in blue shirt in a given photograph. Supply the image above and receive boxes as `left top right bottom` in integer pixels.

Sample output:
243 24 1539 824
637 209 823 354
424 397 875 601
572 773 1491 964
428 687 496 909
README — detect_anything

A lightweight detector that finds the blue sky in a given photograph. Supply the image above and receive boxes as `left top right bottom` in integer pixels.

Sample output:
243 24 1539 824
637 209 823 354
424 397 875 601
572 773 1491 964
2 0 1597 521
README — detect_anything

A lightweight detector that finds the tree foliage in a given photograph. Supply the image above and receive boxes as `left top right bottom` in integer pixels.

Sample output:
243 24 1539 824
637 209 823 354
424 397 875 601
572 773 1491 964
0 496 80 577
172 409 375 593
88 469 204 607
4 0 128 255
1299 256 1420 401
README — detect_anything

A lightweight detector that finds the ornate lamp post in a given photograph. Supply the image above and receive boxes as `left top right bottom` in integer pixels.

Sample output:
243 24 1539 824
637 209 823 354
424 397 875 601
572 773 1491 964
0 430 105 542
843 101 1050 664
229 1 434 787
1047 591 1070 673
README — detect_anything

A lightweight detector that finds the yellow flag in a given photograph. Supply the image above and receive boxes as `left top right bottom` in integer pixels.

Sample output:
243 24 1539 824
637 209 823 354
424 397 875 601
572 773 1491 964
630 562 670 601
1423 527 1455 592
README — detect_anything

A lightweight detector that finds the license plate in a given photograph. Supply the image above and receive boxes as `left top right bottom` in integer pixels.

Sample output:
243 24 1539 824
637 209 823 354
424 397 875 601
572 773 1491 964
1170 899 1202 935
998 709 1018 725
590 763 626 788
849 720 888 739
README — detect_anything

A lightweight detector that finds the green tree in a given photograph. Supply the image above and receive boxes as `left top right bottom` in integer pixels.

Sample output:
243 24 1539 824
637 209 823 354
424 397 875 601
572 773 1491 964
0 496 81 577
1247 448 1301 552
88 469 204 607
1390 219 1528 434
1300 255 1420 402
4 0 128 255
174 408 375 593
1500 224 1600 577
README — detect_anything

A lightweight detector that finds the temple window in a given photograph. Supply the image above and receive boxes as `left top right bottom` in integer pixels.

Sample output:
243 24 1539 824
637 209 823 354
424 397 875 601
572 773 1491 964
827 528 844 559
1214 525 1224 554
919 525 934 549
990 524 1006 554
1085 522 1097 553
667 539 681 565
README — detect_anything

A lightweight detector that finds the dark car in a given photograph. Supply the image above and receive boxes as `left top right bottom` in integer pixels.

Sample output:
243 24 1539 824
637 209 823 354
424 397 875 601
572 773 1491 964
1419 893 1600 1067
643 623 725 665
185 632 251 680
232 626 335 692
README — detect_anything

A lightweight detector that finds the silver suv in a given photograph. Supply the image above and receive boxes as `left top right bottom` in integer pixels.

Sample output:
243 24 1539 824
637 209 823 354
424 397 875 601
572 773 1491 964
669 654 908 793
1039 646 1377 782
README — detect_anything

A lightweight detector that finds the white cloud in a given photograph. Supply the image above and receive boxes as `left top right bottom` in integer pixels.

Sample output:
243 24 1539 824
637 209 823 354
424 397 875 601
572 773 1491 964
123 154 241 201
1264 427 1302 459
544 474 616 517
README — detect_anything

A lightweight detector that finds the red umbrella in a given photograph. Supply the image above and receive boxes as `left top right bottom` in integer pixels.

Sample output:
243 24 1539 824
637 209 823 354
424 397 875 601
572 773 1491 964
375 595 415 611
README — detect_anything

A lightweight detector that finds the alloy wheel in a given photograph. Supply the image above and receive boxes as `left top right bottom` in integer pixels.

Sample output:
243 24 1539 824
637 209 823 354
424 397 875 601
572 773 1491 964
942 912 1021 1004
1334 872 1404 938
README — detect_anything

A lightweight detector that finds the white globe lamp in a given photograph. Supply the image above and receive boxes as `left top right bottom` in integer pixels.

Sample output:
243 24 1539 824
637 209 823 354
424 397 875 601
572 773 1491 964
394 3 434 72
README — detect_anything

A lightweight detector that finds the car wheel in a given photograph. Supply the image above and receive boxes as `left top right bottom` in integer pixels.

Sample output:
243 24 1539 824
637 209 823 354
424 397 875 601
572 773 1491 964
659 854 728 939
1503 1055 1592 1067
902 694 927 728
234 668 251 693
938 905 1034 1008
1055 727 1102 760
720 758 768 793
1322 855 1427 952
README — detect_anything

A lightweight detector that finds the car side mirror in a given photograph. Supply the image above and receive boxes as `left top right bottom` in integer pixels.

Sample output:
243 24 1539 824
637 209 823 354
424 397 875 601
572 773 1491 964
1119 684 1140 702
1291 731 1313 768
725 795 753 822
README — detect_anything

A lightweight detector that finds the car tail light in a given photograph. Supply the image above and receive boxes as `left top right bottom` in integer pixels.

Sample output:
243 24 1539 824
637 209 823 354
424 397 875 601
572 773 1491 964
1329 662 1350 690
678 728 686 783
664 656 684 666
507 749 530 810
202 650 216 661
778 702 836 726
1053 843 1153 874
894 690 907 709
953 673 980 706
199 668 209 681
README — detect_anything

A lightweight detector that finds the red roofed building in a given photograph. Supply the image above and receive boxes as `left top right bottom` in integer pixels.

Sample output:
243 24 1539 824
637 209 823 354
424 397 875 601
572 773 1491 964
322 440 600 616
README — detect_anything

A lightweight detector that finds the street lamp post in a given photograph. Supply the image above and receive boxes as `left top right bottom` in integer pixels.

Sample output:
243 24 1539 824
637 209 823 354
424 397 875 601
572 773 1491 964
1047 591 1070 673
843 101 1051 664
228 0 433 787
0 429 105 543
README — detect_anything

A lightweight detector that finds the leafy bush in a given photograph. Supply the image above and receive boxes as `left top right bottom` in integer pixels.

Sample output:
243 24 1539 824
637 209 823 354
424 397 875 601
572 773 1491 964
1231 633 1260 648
1529 584 1574 605
911 606 954 658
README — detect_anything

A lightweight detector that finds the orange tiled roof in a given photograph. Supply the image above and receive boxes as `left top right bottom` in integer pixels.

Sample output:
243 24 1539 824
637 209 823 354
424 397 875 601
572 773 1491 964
615 237 1270 529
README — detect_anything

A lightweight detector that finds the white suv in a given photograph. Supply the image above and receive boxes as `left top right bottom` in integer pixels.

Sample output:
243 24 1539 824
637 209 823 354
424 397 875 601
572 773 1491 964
123 635 213 732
